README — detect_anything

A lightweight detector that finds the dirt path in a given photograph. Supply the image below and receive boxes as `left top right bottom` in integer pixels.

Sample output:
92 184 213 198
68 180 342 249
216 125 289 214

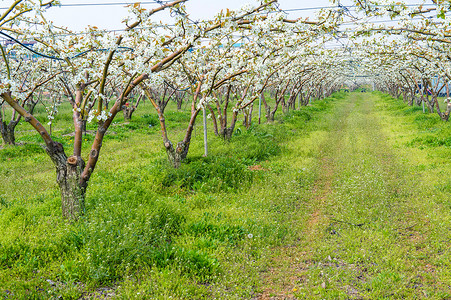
256 92 451 299
256 97 355 299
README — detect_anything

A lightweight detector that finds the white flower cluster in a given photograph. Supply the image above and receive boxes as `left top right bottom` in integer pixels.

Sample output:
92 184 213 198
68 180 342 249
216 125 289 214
87 109 112 123
240 3 255 14
196 96 214 110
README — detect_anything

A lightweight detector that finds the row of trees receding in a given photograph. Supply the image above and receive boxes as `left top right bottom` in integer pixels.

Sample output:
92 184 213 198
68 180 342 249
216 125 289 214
3 0 450 220
0 0 346 220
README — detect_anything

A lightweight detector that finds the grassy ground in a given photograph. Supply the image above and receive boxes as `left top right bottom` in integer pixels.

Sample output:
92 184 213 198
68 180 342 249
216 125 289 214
258 92 451 299
1 91 451 299
0 94 339 299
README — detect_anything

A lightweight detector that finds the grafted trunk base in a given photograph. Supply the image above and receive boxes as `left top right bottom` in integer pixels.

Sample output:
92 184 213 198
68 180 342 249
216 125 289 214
1 126 15 145
46 142 87 220
59 156 87 220
165 140 186 169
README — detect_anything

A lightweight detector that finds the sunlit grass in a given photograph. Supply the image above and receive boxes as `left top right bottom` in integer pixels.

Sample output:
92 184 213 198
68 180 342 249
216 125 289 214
290 92 451 299
0 93 343 298
4 91 449 298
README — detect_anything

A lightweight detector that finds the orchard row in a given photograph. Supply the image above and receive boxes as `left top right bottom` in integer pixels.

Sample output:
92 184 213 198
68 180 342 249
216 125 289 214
1 0 449 219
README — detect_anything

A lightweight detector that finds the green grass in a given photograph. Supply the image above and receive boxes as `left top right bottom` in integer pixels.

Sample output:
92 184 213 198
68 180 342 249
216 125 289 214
0 93 340 298
3 90 450 299
287 92 451 299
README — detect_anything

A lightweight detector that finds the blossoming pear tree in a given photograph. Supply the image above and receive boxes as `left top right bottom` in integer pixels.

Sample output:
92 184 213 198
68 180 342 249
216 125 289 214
1 0 195 220
0 0 288 219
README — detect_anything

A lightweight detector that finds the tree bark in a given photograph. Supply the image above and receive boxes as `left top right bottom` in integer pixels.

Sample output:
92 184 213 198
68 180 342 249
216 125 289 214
176 99 183 110
147 80 202 168
2 92 89 220
123 106 135 121
414 95 422 106
46 142 87 220
260 92 274 122
220 106 239 141
164 140 186 169
164 109 200 168
59 157 87 220
434 97 451 121
222 127 234 140
122 94 142 121
175 91 186 111
246 104 253 129
207 104 218 136
0 104 21 145
0 119 18 145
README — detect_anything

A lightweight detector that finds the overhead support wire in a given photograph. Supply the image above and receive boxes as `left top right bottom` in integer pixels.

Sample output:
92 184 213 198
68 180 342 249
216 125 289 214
0 31 134 61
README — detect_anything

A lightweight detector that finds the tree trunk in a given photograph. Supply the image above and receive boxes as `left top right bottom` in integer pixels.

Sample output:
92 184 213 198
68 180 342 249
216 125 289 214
282 103 288 114
164 140 186 169
221 110 240 141
207 104 218 136
267 93 282 122
426 98 434 113
298 92 304 108
123 95 143 121
246 104 253 129
434 97 451 121
443 103 451 121
26 100 38 115
59 157 87 220
222 128 234 140
407 89 414 106
163 107 201 168
266 110 275 122
176 92 185 110
123 106 135 121
46 143 87 220
414 95 422 106
0 119 18 145
402 90 407 103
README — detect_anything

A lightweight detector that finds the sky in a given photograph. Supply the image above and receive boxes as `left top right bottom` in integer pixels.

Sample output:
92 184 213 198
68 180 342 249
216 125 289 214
0 0 431 50
40 0 346 31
